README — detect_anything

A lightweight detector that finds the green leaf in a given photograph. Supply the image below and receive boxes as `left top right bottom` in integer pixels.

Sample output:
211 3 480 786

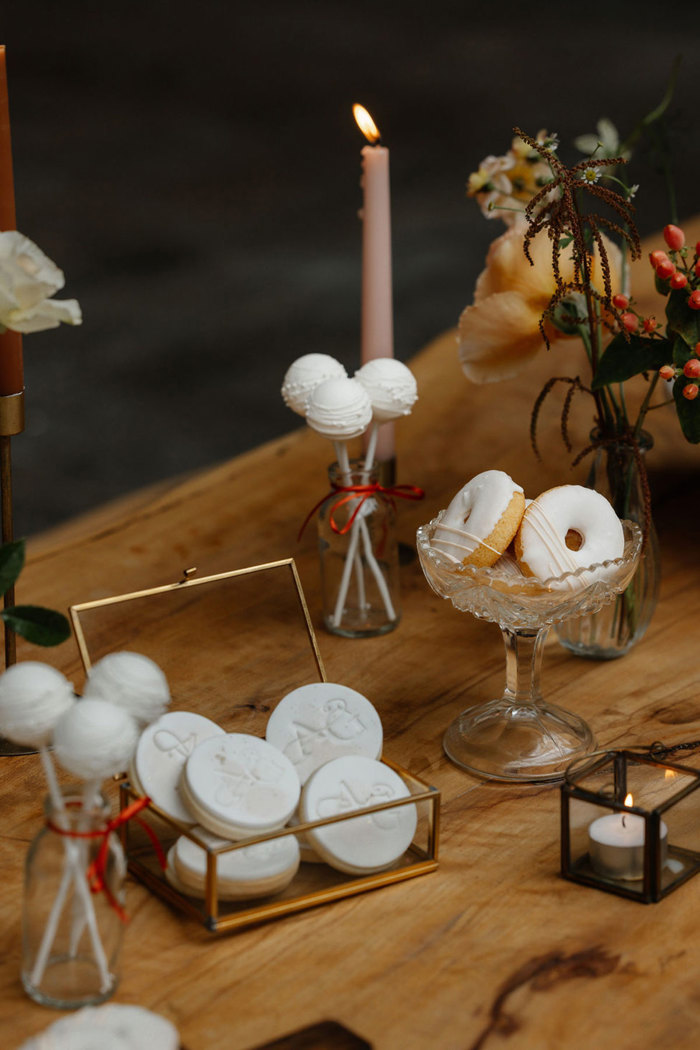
592 334 671 389
673 380 700 443
0 539 25 596
666 288 700 349
672 334 693 366
0 604 71 646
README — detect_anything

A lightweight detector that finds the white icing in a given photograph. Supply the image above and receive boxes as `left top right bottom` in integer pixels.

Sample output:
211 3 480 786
265 681 383 784
300 755 417 875
18 1003 179 1050
133 710 225 823
518 486 625 583
432 470 523 562
53 699 139 780
305 376 373 440
183 733 300 839
355 358 418 422
82 651 170 727
281 353 347 416
0 662 74 748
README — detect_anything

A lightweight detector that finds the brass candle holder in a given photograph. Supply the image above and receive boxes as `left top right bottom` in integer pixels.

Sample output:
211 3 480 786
0 388 24 670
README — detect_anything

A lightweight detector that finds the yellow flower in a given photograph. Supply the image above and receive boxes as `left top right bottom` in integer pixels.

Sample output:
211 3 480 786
458 223 620 383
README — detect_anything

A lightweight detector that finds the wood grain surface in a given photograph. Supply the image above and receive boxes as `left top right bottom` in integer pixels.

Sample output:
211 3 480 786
3 221 700 1050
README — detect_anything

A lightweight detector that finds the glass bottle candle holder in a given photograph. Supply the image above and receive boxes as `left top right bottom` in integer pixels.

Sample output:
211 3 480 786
22 788 126 1009
318 460 400 638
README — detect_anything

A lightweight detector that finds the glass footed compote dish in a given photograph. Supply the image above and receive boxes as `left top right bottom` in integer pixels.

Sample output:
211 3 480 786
416 514 643 783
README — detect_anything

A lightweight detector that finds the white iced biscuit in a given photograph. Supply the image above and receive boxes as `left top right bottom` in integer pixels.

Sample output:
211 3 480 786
515 485 625 583
0 661 74 748
300 755 417 875
18 1002 179 1050
355 358 418 422
282 353 347 415
266 681 383 784
170 824 300 900
82 651 170 727
130 710 225 823
305 376 373 440
181 733 301 839
53 699 139 780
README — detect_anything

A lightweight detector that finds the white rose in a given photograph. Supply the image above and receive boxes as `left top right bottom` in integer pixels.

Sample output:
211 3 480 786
0 231 81 334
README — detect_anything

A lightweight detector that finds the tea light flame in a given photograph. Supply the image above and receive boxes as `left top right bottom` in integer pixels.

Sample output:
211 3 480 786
353 103 381 145
624 793 634 807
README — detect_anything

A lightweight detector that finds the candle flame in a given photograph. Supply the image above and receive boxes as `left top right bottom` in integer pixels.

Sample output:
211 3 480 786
664 768 677 780
624 793 634 807
353 103 381 145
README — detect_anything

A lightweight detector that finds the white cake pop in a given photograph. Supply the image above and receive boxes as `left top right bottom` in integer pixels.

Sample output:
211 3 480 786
355 358 418 422
305 376 373 441
82 651 170 727
53 699 139 780
0 661 75 748
282 354 347 416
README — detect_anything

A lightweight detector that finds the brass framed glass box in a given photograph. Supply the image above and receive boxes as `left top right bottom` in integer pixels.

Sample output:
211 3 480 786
70 558 440 933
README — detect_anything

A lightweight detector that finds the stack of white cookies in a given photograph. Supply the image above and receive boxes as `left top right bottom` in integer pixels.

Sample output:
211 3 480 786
129 683 417 902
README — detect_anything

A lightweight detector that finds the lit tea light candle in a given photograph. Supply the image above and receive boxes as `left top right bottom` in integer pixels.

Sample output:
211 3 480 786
588 793 668 881
353 103 394 462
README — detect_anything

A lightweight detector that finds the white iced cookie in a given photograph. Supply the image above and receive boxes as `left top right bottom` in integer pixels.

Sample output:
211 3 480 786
181 733 301 839
286 808 325 864
300 755 417 875
515 485 625 583
432 470 525 568
305 376 373 440
18 1003 179 1050
355 358 418 421
265 681 383 784
170 824 300 900
53 699 139 780
130 710 225 823
282 353 347 415
0 661 74 748
82 651 170 727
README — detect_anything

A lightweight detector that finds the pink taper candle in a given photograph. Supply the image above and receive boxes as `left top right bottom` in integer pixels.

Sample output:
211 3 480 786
354 104 394 461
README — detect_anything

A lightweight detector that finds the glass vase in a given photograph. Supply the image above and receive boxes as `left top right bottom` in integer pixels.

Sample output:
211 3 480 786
318 460 400 638
555 430 660 659
22 789 125 1009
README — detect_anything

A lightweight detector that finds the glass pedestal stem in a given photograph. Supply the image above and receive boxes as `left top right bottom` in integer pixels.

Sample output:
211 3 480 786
502 627 547 706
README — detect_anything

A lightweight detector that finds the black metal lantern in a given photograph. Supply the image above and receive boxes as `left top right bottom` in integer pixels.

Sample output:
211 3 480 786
561 749 700 902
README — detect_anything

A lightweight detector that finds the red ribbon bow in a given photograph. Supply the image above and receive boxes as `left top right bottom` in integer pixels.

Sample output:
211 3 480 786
49 795 167 922
298 481 425 541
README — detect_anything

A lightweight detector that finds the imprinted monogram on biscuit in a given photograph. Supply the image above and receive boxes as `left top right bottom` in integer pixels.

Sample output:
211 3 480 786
316 779 399 830
213 744 285 807
284 698 367 764
153 727 199 760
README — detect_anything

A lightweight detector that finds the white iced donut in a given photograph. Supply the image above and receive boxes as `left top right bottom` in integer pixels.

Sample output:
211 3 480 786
355 358 418 422
515 485 624 582
265 681 383 785
305 376 373 441
281 353 347 416
431 470 525 568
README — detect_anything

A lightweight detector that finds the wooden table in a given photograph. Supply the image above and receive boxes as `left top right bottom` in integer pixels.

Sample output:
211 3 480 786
4 222 700 1050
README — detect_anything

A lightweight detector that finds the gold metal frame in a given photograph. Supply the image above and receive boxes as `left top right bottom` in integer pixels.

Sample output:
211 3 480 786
119 760 440 934
70 557 327 682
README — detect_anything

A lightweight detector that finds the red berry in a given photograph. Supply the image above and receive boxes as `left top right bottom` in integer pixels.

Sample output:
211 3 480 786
643 317 658 333
670 272 688 289
656 259 676 280
664 224 685 251
649 250 669 268
682 384 699 401
684 359 700 378
612 293 629 309
695 260 700 277
689 290 700 311
659 365 675 381
621 312 638 332
696 342 700 358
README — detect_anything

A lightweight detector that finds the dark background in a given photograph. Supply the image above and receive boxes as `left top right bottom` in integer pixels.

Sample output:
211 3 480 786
1 1 698 535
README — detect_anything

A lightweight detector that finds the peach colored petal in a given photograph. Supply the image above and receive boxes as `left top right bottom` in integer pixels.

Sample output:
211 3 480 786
458 291 544 383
